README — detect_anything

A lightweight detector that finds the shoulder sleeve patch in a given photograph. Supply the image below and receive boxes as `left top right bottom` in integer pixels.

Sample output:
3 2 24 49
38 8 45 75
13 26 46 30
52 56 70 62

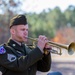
0 46 6 54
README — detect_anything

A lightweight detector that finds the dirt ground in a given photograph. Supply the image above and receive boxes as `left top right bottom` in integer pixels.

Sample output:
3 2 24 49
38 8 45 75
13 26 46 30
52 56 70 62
36 54 75 75
36 61 75 75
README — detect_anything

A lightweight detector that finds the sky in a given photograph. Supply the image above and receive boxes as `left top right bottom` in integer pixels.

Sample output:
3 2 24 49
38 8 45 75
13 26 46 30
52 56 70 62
22 0 75 13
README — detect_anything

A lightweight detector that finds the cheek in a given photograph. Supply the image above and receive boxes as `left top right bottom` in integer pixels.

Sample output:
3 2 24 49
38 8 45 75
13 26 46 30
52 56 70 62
26 31 28 35
19 32 24 36
16 31 23 37
24 30 28 35
18 30 23 34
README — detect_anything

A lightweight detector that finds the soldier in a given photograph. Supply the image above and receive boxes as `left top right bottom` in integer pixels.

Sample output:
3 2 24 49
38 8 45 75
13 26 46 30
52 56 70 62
0 15 51 75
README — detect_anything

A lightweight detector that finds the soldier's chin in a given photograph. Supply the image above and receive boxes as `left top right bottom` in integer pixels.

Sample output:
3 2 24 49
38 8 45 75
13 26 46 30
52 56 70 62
24 39 27 42
24 37 28 41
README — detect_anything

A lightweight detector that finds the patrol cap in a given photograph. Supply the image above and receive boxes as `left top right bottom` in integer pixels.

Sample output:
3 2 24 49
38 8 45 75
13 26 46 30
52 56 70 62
10 15 27 28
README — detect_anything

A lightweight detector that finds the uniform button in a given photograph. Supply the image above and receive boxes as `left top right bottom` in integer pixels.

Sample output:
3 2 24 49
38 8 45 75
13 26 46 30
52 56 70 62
12 44 16 47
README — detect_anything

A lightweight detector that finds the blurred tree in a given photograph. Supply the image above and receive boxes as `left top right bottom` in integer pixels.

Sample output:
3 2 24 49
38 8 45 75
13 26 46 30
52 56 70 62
0 2 75 44
0 0 25 26
27 11 55 39
0 0 25 14
64 5 75 27
0 0 25 44
46 7 67 29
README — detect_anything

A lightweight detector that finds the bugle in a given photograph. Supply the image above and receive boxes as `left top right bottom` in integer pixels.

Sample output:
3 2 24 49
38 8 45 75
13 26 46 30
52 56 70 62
26 37 75 55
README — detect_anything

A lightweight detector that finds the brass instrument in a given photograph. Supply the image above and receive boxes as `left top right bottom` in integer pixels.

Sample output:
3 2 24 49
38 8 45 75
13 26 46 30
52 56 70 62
26 37 75 55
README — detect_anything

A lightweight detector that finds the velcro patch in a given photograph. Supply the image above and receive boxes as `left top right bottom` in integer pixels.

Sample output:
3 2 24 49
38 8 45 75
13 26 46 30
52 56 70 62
0 46 6 54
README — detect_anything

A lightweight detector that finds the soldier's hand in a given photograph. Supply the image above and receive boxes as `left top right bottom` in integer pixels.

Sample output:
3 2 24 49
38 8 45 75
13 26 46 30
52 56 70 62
37 35 48 53
44 44 52 55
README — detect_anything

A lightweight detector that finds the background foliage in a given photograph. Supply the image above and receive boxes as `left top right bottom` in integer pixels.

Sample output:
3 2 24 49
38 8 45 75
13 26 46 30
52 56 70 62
0 0 75 44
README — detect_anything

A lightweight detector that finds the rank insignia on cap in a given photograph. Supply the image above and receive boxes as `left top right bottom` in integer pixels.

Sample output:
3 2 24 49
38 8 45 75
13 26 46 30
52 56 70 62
0 46 6 54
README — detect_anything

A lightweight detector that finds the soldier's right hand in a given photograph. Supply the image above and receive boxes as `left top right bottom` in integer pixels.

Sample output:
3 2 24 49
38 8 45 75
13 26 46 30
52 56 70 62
37 35 48 53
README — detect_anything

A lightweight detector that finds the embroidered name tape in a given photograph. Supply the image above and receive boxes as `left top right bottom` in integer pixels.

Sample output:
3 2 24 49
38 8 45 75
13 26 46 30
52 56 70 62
0 46 6 54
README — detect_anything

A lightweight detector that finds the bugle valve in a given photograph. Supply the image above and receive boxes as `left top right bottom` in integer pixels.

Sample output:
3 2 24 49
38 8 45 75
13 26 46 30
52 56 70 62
26 37 75 55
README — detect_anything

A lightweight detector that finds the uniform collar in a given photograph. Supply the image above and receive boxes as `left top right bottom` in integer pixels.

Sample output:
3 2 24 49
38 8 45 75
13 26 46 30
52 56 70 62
12 39 21 46
7 39 24 51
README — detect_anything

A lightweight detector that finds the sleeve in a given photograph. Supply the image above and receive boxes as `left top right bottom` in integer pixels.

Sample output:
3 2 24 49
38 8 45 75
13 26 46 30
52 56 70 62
37 52 51 72
0 46 43 72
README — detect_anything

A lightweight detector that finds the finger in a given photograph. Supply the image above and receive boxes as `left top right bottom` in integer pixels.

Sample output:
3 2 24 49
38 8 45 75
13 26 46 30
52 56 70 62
42 36 48 41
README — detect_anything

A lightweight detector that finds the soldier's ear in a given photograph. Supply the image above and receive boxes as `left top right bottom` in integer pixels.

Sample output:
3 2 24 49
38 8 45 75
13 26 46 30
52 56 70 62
10 27 15 35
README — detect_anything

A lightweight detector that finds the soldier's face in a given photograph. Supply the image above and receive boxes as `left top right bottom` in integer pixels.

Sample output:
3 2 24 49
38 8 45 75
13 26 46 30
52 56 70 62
14 24 29 42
